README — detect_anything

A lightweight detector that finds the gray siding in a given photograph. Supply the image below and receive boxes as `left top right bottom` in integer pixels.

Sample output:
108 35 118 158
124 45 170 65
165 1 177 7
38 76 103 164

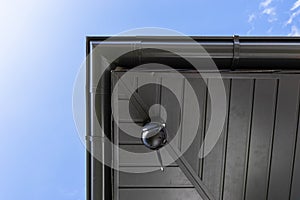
111 71 300 200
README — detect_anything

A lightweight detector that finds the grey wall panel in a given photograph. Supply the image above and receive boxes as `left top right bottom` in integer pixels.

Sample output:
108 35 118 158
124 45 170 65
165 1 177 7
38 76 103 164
245 79 278 200
113 72 138 99
119 188 202 200
291 115 300 200
267 79 300 200
223 79 254 200
160 75 184 148
112 73 120 200
118 122 143 145
111 71 300 200
119 144 151 153
202 79 231 200
118 100 144 122
118 145 178 167
119 167 193 187
181 77 207 174
136 73 161 109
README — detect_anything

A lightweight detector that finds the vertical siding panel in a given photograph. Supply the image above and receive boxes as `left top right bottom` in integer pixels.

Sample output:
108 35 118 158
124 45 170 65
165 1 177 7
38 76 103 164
115 72 138 99
119 167 193 187
290 109 300 200
268 79 300 200
136 72 161 106
119 188 202 200
160 74 184 150
199 78 209 178
202 79 230 200
112 72 300 200
220 79 232 200
181 77 207 174
201 78 210 179
245 79 277 200
112 72 120 200
223 79 254 200
113 71 140 200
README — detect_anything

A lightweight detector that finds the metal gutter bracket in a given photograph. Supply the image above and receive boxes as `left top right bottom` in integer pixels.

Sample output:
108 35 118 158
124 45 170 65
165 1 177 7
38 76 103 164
231 35 240 70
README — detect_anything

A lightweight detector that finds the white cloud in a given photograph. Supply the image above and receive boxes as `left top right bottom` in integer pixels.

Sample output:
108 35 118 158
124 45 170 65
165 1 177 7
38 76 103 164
286 9 300 25
248 13 256 23
247 13 256 34
291 0 300 11
289 25 300 35
247 26 255 35
262 7 277 22
263 7 276 15
267 27 273 33
260 0 273 8
268 17 277 22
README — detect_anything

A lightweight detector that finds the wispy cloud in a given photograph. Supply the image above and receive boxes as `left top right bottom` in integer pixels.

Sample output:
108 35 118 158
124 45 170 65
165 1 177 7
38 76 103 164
291 0 300 11
286 9 300 25
260 0 273 8
289 25 300 35
247 0 277 34
259 0 277 22
262 7 277 22
248 13 256 23
247 26 255 35
247 13 256 35
267 27 273 33
285 0 300 26
248 0 300 35
262 7 276 15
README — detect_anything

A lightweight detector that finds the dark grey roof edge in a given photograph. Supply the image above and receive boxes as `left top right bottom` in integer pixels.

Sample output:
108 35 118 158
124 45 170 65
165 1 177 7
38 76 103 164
86 35 300 70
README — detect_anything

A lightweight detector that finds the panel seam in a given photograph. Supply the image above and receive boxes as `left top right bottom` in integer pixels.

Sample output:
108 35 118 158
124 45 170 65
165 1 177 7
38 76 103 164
242 79 256 200
266 78 280 200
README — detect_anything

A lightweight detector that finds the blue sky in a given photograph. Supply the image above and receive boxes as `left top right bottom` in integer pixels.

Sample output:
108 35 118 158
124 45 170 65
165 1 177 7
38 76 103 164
0 0 299 199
